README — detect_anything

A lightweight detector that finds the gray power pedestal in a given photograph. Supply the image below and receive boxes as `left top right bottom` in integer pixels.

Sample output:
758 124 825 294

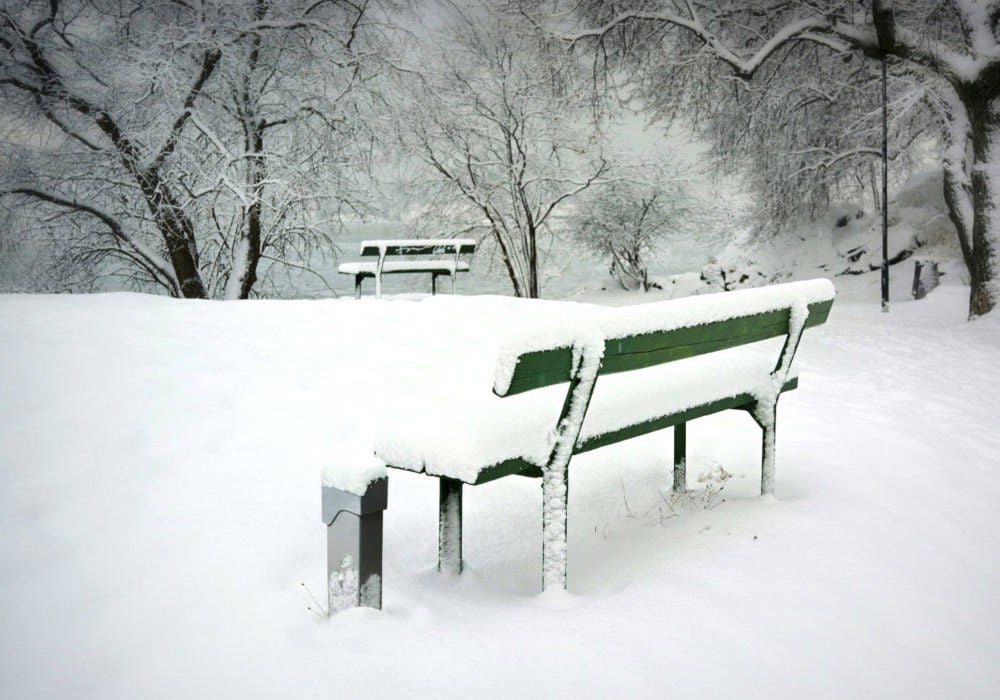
322 477 387 612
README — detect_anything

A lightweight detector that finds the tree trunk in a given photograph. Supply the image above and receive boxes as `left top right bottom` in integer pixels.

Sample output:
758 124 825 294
135 170 208 299
964 93 1000 318
93 106 210 299
492 227 527 297
225 114 265 301
232 0 268 300
946 81 1000 319
941 100 975 270
237 150 264 300
525 224 539 299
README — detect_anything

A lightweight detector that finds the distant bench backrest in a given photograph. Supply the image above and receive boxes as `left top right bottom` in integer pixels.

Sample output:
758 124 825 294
359 239 477 257
493 279 835 398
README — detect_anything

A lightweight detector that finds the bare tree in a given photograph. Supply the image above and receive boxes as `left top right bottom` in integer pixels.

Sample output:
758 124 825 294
0 0 385 298
186 0 384 299
570 178 693 291
394 0 608 298
0 0 222 297
561 0 1000 318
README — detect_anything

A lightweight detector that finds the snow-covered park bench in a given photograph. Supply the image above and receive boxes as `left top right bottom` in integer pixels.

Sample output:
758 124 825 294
324 279 835 610
337 239 477 298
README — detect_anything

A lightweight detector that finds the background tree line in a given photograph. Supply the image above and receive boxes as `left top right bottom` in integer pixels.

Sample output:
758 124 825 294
1 0 386 299
2 0 998 320
559 0 1000 318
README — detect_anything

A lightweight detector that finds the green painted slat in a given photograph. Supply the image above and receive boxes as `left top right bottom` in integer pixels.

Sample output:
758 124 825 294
601 309 790 375
471 457 542 484
360 243 476 256
500 300 831 396
804 298 834 327
385 294 831 489
502 346 575 396
575 377 798 454
438 376 801 484
602 300 830 375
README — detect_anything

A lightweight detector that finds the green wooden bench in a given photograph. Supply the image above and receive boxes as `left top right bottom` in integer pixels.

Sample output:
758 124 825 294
337 238 477 298
373 279 835 591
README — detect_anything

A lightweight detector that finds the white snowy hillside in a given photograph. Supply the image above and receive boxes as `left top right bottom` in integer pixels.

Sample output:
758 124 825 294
622 170 966 302
2 261 999 698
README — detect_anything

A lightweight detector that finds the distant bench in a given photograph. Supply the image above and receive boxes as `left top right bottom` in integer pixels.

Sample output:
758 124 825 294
324 279 835 609
337 239 476 298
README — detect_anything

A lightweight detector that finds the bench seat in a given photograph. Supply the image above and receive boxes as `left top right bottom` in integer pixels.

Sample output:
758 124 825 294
337 260 471 276
337 238 476 298
326 280 834 601
375 342 796 485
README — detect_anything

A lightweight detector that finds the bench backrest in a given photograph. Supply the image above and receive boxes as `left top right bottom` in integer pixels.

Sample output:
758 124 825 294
359 239 477 257
494 279 835 397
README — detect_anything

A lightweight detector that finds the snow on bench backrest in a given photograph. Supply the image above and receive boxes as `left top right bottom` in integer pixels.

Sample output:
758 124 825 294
493 278 835 397
359 239 477 257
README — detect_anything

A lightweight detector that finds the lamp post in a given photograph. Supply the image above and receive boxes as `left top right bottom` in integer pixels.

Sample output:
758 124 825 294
874 0 894 313
880 51 889 312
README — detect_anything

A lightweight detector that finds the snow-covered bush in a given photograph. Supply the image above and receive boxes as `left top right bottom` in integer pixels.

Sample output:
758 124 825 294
570 180 692 292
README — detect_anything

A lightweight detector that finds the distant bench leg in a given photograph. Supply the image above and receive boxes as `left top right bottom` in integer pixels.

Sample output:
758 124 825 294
354 274 363 299
438 477 463 575
673 422 687 494
431 272 439 296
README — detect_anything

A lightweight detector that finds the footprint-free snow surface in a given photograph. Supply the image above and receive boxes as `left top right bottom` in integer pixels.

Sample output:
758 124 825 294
1 278 998 698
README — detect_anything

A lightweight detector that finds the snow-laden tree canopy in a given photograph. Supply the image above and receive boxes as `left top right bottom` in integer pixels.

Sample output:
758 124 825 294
0 0 389 298
391 1 608 298
561 0 1000 318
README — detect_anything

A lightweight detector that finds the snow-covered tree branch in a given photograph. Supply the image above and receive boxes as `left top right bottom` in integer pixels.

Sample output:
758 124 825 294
561 0 1000 318
393 1 608 298
0 0 389 298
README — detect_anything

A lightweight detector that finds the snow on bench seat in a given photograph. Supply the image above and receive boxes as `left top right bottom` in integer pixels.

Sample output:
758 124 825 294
374 343 793 484
337 238 477 298
338 280 834 594
337 260 471 275
375 278 835 484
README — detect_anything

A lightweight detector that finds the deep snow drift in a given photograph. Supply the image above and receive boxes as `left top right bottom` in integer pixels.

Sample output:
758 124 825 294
1 264 999 698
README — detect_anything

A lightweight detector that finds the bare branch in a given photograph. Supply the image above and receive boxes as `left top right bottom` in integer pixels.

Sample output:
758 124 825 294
5 186 180 295
566 10 827 79
149 48 223 174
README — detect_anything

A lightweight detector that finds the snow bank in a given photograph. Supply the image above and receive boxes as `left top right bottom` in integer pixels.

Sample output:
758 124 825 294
2 280 999 699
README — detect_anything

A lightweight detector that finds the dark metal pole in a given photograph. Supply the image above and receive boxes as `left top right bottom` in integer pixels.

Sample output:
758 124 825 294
875 1 894 313
880 52 889 312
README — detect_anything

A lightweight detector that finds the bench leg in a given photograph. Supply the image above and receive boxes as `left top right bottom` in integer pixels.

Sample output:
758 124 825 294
354 274 363 300
431 272 439 295
761 417 776 496
438 477 463 575
753 402 779 496
541 462 569 590
673 422 687 494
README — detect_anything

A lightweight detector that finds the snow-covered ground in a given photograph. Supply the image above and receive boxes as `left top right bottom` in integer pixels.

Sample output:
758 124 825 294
2 262 998 698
